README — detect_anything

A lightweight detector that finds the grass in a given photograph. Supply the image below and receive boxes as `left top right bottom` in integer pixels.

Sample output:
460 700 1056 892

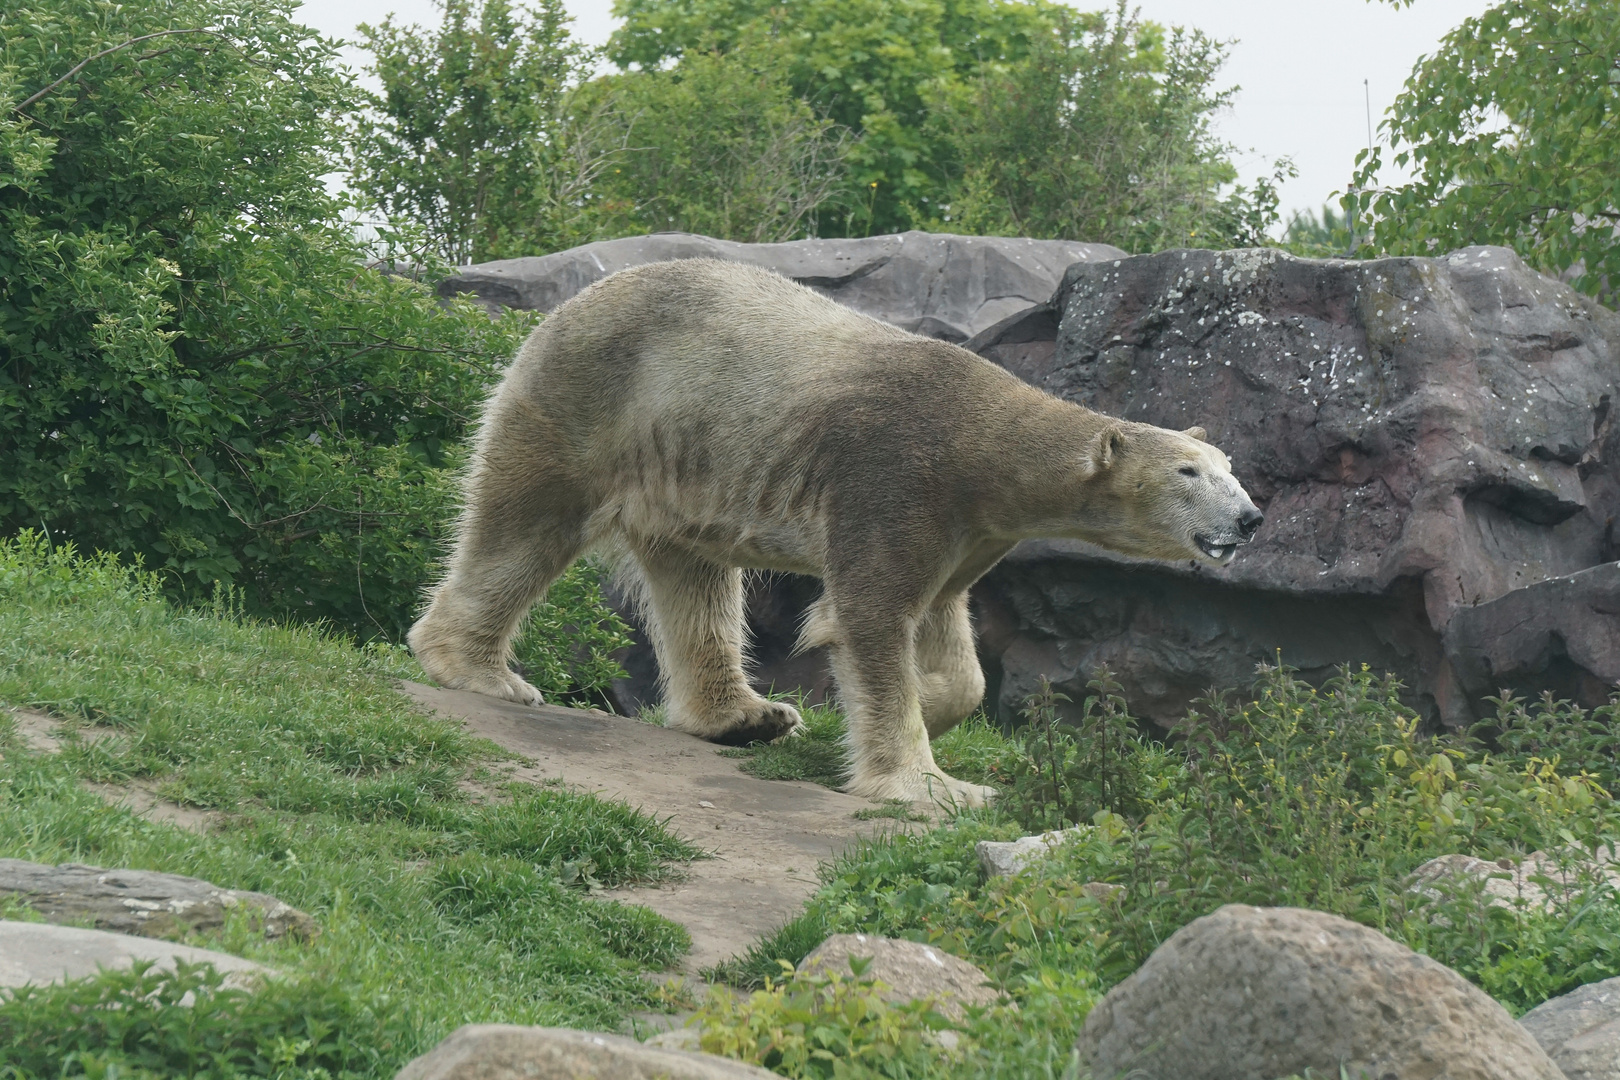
717 699 1013 797
0 533 701 1079
853 800 929 823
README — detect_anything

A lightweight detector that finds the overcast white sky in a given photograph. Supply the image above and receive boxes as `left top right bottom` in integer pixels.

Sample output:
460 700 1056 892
295 0 1495 226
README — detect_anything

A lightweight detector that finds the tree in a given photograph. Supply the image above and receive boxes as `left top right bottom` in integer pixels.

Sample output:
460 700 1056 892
0 0 529 638
586 39 854 242
1281 206 1357 258
608 0 1060 236
1350 0 1619 298
352 0 612 264
937 4 1289 251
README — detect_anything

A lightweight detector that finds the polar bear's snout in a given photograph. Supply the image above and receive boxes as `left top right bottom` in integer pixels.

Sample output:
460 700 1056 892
1183 457 1263 564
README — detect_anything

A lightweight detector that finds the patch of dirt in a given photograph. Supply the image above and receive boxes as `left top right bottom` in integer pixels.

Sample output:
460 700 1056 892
80 781 223 833
9 708 66 753
8 708 216 833
402 681 910 974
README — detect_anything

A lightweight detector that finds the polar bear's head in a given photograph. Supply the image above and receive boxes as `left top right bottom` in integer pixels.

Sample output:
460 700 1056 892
1081 422 1264 566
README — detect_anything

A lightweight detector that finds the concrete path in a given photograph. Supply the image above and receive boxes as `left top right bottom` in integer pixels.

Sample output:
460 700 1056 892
0 920 270 990
401 682 886 975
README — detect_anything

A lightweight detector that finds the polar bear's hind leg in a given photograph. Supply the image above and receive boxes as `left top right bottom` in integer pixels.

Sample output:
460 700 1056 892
636 547 803 745
915 592 986 740
408 468 587 707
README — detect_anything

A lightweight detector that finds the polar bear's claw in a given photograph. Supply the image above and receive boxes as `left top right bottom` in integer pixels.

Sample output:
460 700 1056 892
706 699 804 746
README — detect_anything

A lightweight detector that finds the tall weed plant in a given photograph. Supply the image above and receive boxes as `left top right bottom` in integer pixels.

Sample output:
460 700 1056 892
701 664 1620 1079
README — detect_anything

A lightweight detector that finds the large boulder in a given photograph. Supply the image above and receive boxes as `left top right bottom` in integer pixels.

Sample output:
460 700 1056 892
970 245 1620 726
394 1024 776 1080
0 859 316 941
1444 562 1620 710
438 230 1123 343
1075 904 1563 1080
1411 849 1620 915
1521 975 1620 1080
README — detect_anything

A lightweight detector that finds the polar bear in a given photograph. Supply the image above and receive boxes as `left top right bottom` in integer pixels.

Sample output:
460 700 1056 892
408 259 1262 805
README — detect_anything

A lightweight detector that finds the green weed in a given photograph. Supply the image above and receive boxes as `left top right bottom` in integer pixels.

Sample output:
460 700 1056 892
0 961 415 1080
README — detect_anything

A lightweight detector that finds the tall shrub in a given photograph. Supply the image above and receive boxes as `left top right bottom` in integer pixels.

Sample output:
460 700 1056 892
0 0 531 638
1352 0 1620 299
351 0 612 265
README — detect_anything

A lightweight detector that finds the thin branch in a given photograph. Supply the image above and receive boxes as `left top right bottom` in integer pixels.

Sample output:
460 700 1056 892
13 28 221 115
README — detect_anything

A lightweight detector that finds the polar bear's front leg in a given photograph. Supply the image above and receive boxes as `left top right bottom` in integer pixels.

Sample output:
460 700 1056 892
635 548 804 745
828 605 994 808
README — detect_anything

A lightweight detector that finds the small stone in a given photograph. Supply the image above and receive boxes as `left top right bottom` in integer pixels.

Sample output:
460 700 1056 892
976 826 1086 878
1410 847 1620 915
1076 904 1562 1080
698 801 715 809
797 934 1001 1021
394 1023 776 1079
1520 975 1620 1080
644 1028 702 1052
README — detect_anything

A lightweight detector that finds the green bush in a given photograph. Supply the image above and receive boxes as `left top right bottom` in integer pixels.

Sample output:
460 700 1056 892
994 670 1161 831
1352 0 1620 299
586 38 854 243
607 0 1058 237
692 961 960 1080
0 961 416 1080
351 0 605 265
0 0 531 639
509 558 633 708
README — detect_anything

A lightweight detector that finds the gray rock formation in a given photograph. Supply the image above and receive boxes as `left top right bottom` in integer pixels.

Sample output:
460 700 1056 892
0 920 271 989
798 933 1001 1021
394 1024 777 1080
1521 975 1620 1080
970 244 1620 726
1445 562 1620 710
438 230 1124 343
0 859 316 941
1075 904 1563 1080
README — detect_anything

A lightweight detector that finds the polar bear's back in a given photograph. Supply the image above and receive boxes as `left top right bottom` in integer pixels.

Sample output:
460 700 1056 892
479 258 1044 568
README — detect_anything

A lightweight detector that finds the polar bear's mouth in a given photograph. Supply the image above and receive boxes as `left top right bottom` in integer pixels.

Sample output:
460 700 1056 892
1194 534 1238 563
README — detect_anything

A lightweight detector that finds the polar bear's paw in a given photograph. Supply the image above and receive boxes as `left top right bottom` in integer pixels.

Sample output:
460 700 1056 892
847 768 995 809
681 698 804 746
434 665 546 708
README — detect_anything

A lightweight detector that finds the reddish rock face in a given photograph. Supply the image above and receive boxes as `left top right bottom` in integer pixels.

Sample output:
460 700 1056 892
972 245 1620 727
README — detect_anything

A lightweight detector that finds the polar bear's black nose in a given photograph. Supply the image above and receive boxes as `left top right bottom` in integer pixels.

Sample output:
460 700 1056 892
1238 508 1264 539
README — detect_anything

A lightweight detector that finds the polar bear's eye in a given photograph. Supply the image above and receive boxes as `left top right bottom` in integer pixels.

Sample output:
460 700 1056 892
1179 466 1199 477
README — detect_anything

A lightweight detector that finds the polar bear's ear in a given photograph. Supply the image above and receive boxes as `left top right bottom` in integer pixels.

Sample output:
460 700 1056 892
1183 426 1208 442
1089 424 1126 472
